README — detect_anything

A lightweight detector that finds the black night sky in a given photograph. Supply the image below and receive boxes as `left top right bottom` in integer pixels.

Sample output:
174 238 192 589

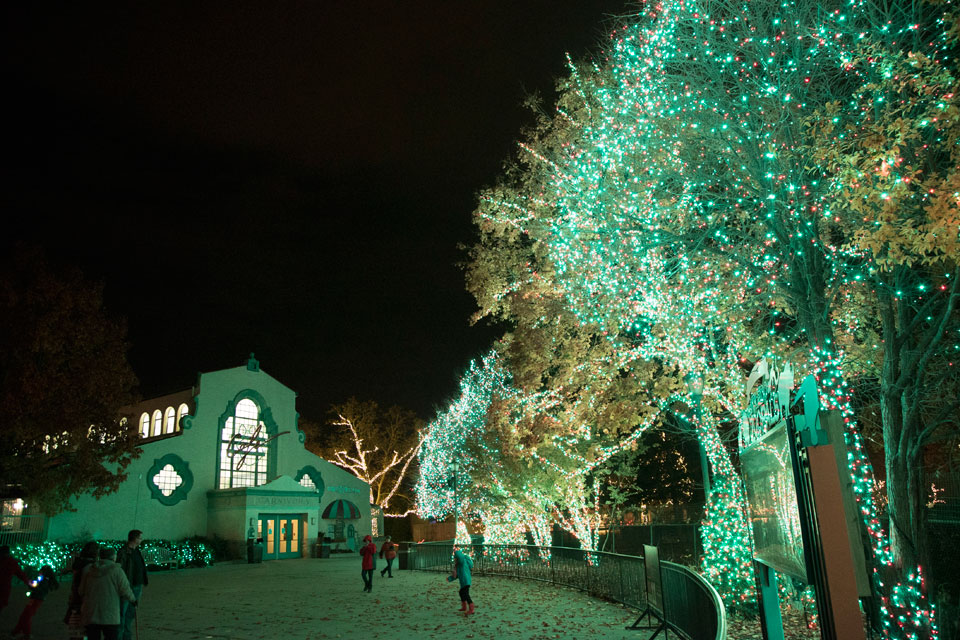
1 2 630 421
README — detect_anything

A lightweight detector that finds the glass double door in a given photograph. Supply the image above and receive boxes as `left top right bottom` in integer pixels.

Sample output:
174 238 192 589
257 514 302 559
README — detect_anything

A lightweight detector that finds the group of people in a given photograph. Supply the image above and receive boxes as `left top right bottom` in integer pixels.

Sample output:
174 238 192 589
0 529 148 640
358 536 476 615
4 529 480 636
358 534 397 592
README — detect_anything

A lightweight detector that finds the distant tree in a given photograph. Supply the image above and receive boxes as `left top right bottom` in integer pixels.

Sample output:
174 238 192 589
316 398 424 515
0 247 139 514
616 426 700 508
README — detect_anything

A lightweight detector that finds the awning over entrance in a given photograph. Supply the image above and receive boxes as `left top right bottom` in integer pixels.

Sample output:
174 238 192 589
321 499 361 519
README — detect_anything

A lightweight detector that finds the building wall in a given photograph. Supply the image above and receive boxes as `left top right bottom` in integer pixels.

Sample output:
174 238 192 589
46 362 372 547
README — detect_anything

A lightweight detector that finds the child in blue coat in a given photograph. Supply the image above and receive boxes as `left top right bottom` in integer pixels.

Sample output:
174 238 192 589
448 548 475 614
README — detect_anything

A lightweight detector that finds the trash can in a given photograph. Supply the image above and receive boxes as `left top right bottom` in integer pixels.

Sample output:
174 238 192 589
247 538 263 563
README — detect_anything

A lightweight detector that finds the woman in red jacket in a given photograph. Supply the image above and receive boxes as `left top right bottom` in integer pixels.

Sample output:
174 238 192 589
360 535 377 593
379 536 397 578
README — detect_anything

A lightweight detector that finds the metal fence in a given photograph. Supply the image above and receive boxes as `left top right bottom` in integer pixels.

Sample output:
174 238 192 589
929 472 960 524
0 514 46 546
410 542 725 640
597 523 703 563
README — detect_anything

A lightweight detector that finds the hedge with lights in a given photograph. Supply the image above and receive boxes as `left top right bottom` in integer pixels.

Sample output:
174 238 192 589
9 539 215 575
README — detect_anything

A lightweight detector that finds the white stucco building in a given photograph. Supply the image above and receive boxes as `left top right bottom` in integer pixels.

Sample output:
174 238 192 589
45 355 374 559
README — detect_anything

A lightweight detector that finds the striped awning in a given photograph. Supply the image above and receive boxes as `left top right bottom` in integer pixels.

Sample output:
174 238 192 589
321 499 361 520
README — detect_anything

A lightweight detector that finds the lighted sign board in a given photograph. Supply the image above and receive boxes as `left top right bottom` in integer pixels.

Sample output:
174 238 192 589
740 423 809 582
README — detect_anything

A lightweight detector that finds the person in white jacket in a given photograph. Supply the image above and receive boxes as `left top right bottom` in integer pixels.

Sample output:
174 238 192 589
79 547 136 640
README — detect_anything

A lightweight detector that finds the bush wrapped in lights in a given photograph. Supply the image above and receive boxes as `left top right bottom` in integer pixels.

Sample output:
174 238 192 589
9 538 216 575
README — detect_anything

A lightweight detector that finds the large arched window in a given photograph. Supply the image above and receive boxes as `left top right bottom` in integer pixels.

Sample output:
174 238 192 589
151 410 162 437
218 398 269 489
176 403 189 431
164 407 176 434
139 413 150 439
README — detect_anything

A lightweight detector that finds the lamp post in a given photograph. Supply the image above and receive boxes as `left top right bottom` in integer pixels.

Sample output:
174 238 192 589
686 373 712 497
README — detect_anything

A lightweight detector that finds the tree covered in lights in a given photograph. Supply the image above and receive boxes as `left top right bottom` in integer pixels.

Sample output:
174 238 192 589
465 207 690 550
799 6 960 576
415 352 508 543
310 398 424 516
467 182 760 614
468 109 761 601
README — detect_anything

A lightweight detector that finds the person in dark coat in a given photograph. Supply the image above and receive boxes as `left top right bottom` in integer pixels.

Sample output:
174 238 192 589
0 545 30 616
379 536 397 578
11 564 59 639
116 530 147 640
359 535 377 592
65 542 99 640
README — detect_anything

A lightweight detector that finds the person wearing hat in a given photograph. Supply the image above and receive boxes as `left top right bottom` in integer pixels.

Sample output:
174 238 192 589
379 536 397 578
359 535 377 593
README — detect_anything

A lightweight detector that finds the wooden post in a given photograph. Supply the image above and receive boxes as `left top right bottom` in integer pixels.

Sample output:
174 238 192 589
806 444 867 640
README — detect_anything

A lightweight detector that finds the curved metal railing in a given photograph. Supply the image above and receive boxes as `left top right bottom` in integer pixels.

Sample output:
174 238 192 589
409 543 725 640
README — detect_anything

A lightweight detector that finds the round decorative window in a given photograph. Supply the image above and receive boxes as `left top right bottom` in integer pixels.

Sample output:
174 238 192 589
146 454 194 506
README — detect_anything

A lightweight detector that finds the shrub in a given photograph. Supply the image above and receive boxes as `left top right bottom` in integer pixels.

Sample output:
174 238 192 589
10 538 216 575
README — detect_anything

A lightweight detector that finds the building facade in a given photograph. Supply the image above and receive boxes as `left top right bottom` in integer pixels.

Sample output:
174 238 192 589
45 356 372 559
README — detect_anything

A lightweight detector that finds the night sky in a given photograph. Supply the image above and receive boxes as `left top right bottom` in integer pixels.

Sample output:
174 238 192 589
1 2 630 421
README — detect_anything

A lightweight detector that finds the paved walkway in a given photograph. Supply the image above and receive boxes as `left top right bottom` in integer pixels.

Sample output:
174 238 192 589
0 556 654 639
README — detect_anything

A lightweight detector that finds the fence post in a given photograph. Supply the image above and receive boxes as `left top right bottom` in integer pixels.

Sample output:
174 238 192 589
619 556 624 603
551 547 556 585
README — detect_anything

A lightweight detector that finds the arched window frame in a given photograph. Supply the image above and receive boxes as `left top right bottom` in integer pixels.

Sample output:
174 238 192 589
151 410 162 437
164 407 176 434
140 413 150 439
176 403 189 432
294 465 325 501
215 390 279 490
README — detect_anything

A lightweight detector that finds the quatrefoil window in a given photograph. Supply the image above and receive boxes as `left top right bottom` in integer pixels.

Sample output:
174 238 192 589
146 454 194 506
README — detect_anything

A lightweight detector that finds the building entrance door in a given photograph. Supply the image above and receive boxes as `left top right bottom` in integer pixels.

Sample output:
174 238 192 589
258 515 302 559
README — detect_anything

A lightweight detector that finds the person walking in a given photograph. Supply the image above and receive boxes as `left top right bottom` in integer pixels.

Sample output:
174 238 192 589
379 536 397 578
0 545 30 616
11 564 58 639
450 547 475 614
359 535 376 592
116 530 147 640
80 547 136 640
65 542 99 640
